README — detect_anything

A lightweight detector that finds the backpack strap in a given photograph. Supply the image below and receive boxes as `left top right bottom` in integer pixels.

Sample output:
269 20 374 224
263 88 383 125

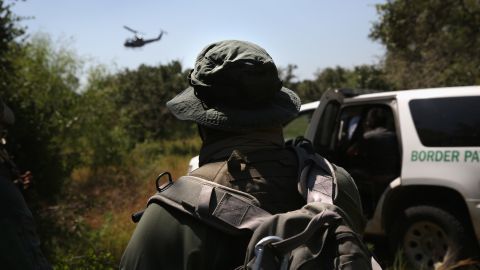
291 138 338 204
147 175 272 235
270 208 342 254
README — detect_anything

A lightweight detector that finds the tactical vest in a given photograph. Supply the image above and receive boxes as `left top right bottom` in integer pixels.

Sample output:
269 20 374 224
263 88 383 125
190 147 305 214
121 141 370 269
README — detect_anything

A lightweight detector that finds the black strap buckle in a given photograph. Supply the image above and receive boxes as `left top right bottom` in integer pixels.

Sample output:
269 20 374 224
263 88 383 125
156 171 173 192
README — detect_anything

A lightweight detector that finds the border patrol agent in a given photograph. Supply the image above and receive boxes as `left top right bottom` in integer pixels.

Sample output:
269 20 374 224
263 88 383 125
120 40 365 270
0 99 51 270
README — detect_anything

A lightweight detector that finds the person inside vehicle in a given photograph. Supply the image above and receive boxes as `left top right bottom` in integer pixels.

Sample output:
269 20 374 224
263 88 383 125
355 107 399 181
120 40 366 269
345 106 400 215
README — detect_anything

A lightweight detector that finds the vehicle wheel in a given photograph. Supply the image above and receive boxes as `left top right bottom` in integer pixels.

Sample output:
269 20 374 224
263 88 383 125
389 205 472 269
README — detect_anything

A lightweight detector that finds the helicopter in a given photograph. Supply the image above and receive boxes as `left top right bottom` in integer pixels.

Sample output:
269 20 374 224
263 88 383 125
123 26 166 48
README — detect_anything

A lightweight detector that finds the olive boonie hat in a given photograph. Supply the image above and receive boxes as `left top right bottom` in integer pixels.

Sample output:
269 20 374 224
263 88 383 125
167 40 301 130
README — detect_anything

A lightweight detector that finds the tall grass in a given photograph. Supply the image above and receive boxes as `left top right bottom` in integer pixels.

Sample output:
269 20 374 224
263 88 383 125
42 137 200 269
386 251 408 270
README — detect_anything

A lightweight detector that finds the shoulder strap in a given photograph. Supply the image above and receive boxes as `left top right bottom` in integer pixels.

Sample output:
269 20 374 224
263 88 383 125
147 175 272 234
291 138 337 204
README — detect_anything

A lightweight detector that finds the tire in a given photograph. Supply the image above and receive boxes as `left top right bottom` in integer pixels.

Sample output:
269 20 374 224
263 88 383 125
389 205 473 269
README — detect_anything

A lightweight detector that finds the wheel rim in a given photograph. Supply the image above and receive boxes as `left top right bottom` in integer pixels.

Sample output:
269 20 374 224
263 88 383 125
403 221 449 269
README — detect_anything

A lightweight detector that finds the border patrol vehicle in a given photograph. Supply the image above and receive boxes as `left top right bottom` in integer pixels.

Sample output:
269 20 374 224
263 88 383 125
306 86 480 268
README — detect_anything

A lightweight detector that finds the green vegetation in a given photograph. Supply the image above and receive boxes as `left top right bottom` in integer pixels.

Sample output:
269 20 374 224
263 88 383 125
1 0 480 268
370 0 480 89
280 64 393 102
283 112 311 141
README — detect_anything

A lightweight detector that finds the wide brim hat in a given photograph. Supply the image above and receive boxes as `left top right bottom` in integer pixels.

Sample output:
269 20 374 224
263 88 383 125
167 40 301 131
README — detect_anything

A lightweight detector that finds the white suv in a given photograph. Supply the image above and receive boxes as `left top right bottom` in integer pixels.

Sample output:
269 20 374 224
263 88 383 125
305 86 480 268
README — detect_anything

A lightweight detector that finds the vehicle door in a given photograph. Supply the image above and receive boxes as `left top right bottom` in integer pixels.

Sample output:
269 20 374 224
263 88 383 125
306 90 401 218
305 89 344 160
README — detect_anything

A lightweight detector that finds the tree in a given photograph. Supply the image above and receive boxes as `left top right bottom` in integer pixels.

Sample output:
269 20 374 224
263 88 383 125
278 64 298 90
111 61 193 142
65 65 130 168
295 79 324 103
0 2 78 201
293 65 392 102
291 67 347 102
0 0 25 88
349 65 393 91
4 34 82 201
370 0 480 89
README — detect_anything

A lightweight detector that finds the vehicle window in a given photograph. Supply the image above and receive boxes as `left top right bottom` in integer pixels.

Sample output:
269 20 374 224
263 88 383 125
409 97 480 147
283 109 314 141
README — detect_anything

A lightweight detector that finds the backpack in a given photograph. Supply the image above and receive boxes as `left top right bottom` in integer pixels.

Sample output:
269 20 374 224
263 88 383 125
132 139 382 270
243 203 381 270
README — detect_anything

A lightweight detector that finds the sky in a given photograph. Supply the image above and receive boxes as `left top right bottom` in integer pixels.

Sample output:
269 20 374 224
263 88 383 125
12 0 386 81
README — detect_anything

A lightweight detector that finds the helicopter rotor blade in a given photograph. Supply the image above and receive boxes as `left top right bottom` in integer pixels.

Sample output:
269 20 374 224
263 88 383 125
123 25 139 34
